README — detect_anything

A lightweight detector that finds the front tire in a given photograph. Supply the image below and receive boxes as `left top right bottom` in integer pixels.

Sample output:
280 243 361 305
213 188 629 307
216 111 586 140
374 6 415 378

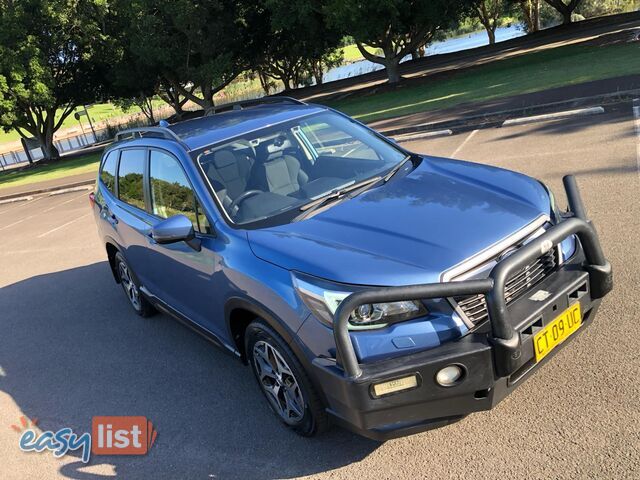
114 252 156 317
246 321 328 436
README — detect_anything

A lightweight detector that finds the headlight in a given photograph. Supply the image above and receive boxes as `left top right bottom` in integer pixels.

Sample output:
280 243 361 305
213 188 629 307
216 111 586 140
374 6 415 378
539 181 559 220
293 273 427 330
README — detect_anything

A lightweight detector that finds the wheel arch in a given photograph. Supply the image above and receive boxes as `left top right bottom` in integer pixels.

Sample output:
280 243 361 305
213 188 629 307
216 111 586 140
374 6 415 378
105 237 123 283
225 296 329 408
225 296 296 364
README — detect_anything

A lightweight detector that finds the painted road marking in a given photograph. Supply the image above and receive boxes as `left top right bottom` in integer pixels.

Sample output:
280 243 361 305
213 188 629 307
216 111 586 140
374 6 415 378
451 129 478 158
0 195 46 216
42 191 89 213
37 213 90 238
0 215 34 231
633 99 640 177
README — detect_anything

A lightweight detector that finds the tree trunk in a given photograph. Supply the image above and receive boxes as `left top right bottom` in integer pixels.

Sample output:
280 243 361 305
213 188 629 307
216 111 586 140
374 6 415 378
310 60 324 86
171 103 184 119
258 71 272 95
521 0 541 32
282 75 293 91
38 132 60 161
488 27 496 44
545 0 579 25
384 57 402 84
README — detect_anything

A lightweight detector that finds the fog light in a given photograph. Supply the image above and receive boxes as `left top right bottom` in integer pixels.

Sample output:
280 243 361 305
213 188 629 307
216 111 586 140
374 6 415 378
436 365 463 387
372 375 418 397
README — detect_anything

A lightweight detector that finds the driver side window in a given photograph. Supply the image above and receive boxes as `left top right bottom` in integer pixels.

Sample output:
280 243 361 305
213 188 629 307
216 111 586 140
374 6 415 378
149 150 211 234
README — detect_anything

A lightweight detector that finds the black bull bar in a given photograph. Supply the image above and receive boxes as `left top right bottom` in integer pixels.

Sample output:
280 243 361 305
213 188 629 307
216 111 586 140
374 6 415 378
334 175 613 379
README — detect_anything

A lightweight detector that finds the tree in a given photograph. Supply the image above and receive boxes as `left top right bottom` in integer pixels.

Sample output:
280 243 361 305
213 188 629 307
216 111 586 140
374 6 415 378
112 0 252 113
327 0 475 84
543 0 583 24
256 0 344 90
575 0 638 18
508 1 541 32
157 79 193 119
0 0 113 160
476 1 507 44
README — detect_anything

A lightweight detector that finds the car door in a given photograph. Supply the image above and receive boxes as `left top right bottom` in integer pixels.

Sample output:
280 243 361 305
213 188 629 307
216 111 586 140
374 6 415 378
110 147 157 289
142 148 225 339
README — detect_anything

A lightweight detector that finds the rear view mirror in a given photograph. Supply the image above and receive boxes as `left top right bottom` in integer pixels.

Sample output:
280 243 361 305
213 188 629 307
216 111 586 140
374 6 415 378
151 215 201 251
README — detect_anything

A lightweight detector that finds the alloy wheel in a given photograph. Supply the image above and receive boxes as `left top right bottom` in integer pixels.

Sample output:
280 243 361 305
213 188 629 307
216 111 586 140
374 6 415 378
118 262 141 310
252 340 305 425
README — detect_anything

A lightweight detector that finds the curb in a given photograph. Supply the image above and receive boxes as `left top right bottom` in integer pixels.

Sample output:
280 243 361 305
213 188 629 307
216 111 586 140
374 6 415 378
378 89 640 138
392 129 453 142
502 107 605 127
0 179 95 203
0 195 33 205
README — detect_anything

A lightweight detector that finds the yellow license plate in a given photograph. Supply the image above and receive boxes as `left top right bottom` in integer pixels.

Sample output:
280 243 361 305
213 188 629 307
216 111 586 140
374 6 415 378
533 303 582 362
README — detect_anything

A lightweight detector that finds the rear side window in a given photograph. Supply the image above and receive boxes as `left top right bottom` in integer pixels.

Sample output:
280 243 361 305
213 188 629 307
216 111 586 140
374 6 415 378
118 149 146 210
149 149 211 234
100 151 118 193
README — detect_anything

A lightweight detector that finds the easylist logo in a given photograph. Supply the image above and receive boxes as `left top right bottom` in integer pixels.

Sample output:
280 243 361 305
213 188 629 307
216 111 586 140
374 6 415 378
15 415 157 463
92 416 157 455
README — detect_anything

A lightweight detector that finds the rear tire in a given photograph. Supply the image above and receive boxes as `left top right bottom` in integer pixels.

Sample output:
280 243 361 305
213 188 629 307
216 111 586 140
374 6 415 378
114 252 156 317
246 320 328 436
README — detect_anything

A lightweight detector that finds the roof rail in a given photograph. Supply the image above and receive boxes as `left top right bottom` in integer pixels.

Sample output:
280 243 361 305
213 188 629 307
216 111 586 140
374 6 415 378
114 126 189 149
207 96 306 115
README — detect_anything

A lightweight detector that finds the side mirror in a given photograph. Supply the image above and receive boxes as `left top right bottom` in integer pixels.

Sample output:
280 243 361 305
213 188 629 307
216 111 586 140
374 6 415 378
151 215 200 251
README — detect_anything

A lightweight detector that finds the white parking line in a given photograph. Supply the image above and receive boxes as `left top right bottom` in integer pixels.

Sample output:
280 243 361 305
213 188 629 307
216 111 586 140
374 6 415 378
0 195 46 216
42 191 89 213
0 215 34 231
633 99 640 177
451 129 478 158
37 212 90 238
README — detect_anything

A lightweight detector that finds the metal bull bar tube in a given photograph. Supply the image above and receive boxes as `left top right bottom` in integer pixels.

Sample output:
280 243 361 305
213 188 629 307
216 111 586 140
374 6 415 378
334 175 613 379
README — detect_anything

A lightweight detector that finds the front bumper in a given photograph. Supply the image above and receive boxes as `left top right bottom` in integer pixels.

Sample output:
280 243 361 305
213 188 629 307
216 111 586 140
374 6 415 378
310 175 613 440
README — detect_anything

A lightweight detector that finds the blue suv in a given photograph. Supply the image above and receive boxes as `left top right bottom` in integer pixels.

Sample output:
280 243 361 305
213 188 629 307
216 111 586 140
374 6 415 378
91 97 612 439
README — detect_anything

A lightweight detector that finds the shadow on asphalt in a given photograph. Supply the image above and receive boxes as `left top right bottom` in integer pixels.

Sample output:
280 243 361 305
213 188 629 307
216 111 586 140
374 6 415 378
0 262 378 479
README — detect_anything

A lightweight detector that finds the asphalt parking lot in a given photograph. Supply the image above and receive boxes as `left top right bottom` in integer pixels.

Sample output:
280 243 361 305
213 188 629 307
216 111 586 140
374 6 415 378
1 103 639 479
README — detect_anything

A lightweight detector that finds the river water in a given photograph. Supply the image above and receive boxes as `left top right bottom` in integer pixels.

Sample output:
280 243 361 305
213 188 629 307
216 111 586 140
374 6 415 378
322 25 525 84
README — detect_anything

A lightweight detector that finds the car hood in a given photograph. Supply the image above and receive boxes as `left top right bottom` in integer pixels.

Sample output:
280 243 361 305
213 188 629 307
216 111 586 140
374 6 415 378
247 156 551 286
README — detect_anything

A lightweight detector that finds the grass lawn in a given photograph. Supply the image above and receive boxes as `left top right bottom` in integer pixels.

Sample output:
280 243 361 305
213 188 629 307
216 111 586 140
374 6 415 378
0 152 101 190
326 42 640 123
0 100 166 145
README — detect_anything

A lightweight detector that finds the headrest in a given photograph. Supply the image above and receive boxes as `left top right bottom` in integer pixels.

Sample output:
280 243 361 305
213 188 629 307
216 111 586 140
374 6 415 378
266 138 292 155
212 150 236 168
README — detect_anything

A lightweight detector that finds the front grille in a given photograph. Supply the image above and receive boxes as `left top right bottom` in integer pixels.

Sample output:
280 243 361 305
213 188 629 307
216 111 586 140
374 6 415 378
454 248 559 325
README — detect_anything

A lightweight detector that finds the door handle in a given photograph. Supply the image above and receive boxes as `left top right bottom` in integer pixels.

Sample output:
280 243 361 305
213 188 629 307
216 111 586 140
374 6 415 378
102 208 118 225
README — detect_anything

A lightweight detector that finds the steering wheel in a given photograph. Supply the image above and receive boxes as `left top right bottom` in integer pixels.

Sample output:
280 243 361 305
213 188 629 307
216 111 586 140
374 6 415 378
229 190 263 214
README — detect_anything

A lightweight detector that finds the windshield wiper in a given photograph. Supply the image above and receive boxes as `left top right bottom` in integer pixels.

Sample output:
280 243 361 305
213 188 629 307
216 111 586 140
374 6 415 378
296 176 383 220
383 155 413 183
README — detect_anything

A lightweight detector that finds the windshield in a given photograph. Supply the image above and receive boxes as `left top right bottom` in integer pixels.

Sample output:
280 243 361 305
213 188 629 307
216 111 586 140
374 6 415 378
196 110 407 226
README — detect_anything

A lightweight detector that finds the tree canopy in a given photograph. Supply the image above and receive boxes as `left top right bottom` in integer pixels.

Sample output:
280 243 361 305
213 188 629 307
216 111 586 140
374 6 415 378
110 0 253 112
0 0 634 157
0 0 113 160
255 0 344 90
